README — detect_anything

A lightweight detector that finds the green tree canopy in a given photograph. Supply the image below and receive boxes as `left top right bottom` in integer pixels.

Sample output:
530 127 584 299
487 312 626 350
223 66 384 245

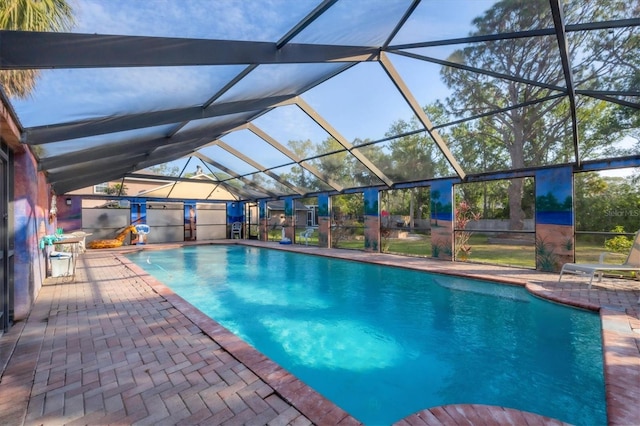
575 172 640 232
439 0 639 229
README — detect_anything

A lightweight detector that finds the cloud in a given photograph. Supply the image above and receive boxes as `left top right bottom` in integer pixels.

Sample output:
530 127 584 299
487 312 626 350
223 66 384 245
74 0 312 40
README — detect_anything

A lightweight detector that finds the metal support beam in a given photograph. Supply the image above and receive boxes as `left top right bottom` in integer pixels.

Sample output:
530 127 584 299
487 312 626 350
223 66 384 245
295 97 395 187
246 123 344 192
53 166 244 200
51 164 138 194
132 138 217 171
36 116 250 171
47 155 145 184
382 0 421 50
164 157 193 199
25 95 292 145
128 166 247 201
378 52 466 179
276 0 339 48
193 152 279 198
578 91 640 110
0 31 378 69
216 140 306 195
166 64 261 138
550 0 580 166
387 18 640 50
51 136 217 188
393 50 566 93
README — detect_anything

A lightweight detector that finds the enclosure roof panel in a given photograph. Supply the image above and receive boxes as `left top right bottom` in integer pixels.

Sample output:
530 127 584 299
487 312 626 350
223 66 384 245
3 0 639 201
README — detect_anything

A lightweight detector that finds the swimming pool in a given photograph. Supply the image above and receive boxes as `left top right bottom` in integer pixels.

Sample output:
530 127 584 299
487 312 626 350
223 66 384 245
127 245 606 425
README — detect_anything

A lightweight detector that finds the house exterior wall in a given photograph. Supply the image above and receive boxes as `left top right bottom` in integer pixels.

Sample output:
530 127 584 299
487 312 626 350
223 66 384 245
13 145 51 320
66 178 169 198
3 96 53 324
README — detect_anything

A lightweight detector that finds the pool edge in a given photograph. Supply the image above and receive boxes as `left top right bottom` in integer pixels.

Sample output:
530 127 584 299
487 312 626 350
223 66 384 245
117 241 640 426
118 254 362 426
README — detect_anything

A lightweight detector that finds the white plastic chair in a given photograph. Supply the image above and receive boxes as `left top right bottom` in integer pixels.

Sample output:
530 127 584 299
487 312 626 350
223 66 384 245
231 222 242 239
300 227 315 245
558 231 640 288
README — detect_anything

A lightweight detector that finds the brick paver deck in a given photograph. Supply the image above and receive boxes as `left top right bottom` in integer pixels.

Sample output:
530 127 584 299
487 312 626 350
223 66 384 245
0 240 638 425
0 250 331 425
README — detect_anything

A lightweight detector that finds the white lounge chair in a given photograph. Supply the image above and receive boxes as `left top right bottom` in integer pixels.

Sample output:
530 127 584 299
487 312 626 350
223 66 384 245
558 231 640 289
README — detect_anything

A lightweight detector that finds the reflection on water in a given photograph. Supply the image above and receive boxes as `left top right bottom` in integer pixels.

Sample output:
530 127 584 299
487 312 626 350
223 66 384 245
260 317 405 370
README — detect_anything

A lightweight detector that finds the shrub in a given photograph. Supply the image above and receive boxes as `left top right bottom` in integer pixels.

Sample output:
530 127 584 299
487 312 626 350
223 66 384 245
604 226 633 253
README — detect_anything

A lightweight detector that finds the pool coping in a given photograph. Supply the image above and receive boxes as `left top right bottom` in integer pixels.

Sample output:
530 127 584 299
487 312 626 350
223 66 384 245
119 240 639 425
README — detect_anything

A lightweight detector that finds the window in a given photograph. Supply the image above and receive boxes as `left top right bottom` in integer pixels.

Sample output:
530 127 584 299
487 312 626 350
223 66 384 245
94 183 109 194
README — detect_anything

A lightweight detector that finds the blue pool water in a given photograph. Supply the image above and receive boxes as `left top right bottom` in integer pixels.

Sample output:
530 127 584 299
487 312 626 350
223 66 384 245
127 245 606 425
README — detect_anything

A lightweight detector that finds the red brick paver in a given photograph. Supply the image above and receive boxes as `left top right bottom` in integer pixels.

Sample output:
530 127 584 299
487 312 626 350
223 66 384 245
1 241 638 425
0 250 320 425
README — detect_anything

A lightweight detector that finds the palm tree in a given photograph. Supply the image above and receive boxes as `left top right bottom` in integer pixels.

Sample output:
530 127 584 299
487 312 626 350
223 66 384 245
0 0 74 98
